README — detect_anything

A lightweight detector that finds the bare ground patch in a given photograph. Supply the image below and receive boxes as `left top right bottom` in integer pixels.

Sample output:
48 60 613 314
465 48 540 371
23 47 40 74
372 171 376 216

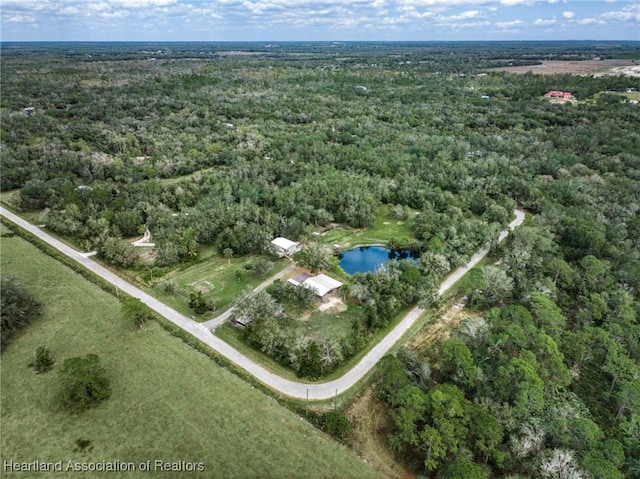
407 298 477 356
317 296 348 313
488 59 638 76
189 279 214 293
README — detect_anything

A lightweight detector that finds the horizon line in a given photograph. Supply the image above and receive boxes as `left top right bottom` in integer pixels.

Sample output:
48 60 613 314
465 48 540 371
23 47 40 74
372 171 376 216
3 39 639 44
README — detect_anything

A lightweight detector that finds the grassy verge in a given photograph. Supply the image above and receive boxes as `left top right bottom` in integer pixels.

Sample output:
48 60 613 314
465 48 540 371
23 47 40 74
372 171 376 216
0 223 381 479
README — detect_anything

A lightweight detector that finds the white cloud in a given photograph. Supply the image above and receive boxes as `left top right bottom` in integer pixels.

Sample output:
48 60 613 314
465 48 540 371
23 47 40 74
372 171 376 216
88 3 111 12
59 6 80 15
451 10 482 20
577 17 605 25
398 0 531 5
2 0 639 41
499 0 533 6
110 0 176 6
0 0 52 10
534 17 557 25
495 19 525 28
601 5 640 22
6 14 35 23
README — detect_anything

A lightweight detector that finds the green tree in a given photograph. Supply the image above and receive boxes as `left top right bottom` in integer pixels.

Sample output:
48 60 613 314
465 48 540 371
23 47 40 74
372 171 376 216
121 296 153 327
293 243 335 273
379 355 411 403
59 354 111 412
479 265 513 307
439 339 478 389
233 289 279 325
189 291 212 315
298 341 323 379
419 426 446 472
442 456 488 479
504 225 557 297
1 275 43 349
387 385 428 452
528 293 567 342
427 384 470 457
252 259 272 279
467 403 505 466
99 237 138 267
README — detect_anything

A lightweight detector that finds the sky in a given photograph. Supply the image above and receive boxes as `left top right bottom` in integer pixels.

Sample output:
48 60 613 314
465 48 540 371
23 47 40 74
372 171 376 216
1 0 639 42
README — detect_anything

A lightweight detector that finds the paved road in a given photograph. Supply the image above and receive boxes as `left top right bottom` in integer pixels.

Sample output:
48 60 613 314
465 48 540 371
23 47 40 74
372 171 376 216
1 207 524 400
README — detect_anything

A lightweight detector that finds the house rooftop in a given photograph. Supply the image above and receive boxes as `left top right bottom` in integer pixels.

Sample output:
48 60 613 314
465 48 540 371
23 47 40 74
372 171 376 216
302 274 343 298
271 237 299 250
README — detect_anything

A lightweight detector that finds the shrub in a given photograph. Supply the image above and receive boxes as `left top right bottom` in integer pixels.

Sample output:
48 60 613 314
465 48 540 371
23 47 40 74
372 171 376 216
59 354 111 412
323 411 351 439
29 345 55 373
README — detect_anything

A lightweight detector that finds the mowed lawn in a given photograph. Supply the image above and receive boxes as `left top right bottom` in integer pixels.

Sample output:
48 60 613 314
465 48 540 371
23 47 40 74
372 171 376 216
321 209 418 250
0 227 380 479
150 255 287 321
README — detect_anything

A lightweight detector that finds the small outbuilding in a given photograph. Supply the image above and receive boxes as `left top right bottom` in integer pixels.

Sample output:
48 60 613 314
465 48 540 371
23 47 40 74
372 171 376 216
287 272 313 287
271 237 301 256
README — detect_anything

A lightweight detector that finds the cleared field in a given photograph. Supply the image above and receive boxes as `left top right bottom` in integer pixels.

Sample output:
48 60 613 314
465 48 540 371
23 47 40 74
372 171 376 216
487 59 638 76
291 306 360 342
0 225 380 479
321 210 418 250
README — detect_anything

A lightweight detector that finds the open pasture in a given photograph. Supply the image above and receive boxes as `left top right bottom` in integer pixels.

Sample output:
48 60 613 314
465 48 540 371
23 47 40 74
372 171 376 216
0 225 379 479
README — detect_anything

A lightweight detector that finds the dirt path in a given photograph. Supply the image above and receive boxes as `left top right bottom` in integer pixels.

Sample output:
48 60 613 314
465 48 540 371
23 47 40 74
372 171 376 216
346 386 416 479
132 228 155 247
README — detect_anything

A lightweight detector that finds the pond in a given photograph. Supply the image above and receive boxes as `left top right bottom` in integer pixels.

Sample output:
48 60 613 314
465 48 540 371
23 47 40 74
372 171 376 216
338 245 419 275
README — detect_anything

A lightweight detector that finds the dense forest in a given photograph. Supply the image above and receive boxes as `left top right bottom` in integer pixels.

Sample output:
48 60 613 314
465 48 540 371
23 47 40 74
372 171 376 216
1 41 639 478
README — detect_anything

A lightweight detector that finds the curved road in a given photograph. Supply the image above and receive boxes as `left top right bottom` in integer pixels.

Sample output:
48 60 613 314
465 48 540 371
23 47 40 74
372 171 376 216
1 206 524 400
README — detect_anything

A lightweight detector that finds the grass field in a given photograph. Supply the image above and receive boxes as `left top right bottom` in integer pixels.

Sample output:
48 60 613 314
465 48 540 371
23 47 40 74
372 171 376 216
0 224 381 479
321 209 418 250
291 306 360 342
149 254 286 320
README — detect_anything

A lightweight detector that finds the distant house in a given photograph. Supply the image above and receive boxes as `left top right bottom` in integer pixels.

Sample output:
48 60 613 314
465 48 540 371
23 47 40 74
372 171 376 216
271 237 301 256
288 273 342 299
544 91 573 103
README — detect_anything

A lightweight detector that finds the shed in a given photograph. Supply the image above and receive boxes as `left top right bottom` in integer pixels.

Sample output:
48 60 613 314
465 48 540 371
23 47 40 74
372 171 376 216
288 272 312 287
